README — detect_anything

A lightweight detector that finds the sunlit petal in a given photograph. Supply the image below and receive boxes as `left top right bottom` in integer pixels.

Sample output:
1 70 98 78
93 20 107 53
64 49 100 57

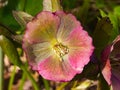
24 11 60 43
57 13 80 43
38 55 77 81
102 59 111 85
66 27 94 72
23 42 53 70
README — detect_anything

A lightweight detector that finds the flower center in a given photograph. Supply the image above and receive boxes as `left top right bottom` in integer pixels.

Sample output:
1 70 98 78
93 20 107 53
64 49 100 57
53 43 69 58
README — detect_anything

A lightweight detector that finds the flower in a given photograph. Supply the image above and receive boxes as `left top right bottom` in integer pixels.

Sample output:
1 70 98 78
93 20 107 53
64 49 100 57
23 11 94 81
101 35 120 90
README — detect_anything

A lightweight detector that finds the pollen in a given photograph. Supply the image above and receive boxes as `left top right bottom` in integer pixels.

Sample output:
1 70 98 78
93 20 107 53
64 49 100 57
53 43 69 59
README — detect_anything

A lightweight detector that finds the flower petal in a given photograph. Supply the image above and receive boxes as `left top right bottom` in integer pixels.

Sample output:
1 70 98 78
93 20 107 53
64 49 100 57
24 11 60 43
57 13 80 43
101 35 120 85
32 42 53 63
54 11 66 17
66 27 94 72
111 68 120 90
38 55 77 81
110 36 120 89
23 42 53 70
101 45 112 85
102 59 111 85
110 37 120 60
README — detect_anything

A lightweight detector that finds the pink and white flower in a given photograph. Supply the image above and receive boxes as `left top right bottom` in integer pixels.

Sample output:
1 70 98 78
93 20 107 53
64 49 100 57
23 11 94 81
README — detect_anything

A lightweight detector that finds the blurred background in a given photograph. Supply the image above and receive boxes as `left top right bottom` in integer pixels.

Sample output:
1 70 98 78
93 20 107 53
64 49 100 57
0 0 120 90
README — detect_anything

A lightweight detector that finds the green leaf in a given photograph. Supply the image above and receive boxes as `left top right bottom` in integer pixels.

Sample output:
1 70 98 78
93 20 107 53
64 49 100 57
93 17 114 58
113 6 120 34
0 36 39 90
76 0 90 25
0 35 22 66
12 11 33 28
0 24 13 37
114 6 120 16
108 13 119 37
99 9 107 17
24 0 43 16
61 0 78 11
0 0 21 31
0 0 43 33
96 0 105 8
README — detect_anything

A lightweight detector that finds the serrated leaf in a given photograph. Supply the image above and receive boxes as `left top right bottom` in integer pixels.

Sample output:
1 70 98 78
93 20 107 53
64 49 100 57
93 17 113 47
0 35 22 66
93 17 114 58
12 11 33 28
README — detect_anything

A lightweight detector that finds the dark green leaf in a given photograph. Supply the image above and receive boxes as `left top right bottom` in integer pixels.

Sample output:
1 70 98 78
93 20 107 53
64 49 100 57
0 0 20 31
24 0 43 16
96 0 105 8
93 17 114 58
0 0 43 33
0 24 13 37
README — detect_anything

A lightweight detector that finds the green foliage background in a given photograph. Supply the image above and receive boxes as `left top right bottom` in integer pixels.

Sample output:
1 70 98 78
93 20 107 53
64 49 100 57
0 0 120 90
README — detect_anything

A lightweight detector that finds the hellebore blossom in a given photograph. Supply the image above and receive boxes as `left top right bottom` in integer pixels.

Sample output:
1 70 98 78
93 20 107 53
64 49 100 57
23 11 94 81
101 35 120 90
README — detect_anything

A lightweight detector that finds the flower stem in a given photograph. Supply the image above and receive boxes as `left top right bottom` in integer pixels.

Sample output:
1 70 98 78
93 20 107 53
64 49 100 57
42 78 50 90
21 65 39 90
0 47 4 90
97 74 110 90
8 66 16 90
19 72 26 90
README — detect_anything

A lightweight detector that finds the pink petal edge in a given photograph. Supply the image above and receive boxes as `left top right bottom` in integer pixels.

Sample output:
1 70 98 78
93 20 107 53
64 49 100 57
101 45 112 85
66 27 94 73
37 55 77 81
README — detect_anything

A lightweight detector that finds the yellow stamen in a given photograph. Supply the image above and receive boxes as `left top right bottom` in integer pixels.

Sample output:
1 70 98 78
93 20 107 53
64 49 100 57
53 43 69 60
